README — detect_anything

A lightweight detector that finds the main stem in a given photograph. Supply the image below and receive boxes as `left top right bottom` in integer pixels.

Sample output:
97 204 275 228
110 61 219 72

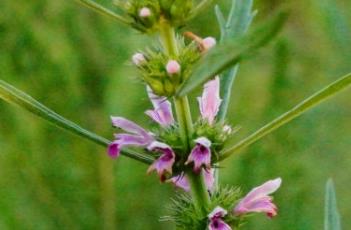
159 19 211 212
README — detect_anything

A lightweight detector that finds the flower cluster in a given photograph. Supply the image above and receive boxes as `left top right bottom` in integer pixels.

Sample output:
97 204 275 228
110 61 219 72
108 73 228 186
113 0 203 32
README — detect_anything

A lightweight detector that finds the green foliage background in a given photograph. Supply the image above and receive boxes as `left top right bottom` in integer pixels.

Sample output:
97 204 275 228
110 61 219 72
0 0 350 229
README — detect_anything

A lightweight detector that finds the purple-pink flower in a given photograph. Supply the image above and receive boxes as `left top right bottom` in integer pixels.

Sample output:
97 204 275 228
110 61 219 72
108 117 154 158
198 76 222 125
208 206 232 230
169 169 215 192
145 87 174 127
234 178 282 218
147 141 176 182
185 137 212 173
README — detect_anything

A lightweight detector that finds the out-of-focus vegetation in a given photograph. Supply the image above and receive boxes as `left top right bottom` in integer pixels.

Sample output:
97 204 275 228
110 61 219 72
0 0 350 229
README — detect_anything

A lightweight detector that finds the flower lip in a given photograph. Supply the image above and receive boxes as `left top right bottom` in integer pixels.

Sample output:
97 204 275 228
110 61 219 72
234 178 282 218
208 206 228 219
208 206 232 230
147 141 176 182
185 137 212 173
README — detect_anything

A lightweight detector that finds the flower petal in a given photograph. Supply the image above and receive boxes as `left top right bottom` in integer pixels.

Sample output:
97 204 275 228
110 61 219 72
107 141 121 158
234 178 282 217
209 218 232 230
169 169 214 192
146 87 174 127
111 116 153 141
208 206 228 219
185 137 212 173
243 178 282 202
147 141 175 182
198 76 222 125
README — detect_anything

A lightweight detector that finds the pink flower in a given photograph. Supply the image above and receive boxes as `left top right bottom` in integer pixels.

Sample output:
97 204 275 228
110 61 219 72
234 178 282 218
169 169 215 192
145 87 174 127
108 117 154 158
132 53 146 66
166 60 181 75
198 76 222 125
147 141 176 182
139 7 151 18
208 206 232 230
202 37 217 50
185 137 212 173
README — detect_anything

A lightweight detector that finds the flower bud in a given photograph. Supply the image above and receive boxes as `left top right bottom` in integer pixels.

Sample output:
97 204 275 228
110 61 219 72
139 7 152 18
132 53 146 66
223 125 233 135
202 37 217 50
166 60 181 75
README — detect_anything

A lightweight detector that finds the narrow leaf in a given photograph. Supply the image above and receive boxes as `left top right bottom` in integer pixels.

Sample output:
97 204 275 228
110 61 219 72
217 0 256 121
325 179 342 230
177 8 289 97
220 72 351 161
75 0 131 25
0 79 154 164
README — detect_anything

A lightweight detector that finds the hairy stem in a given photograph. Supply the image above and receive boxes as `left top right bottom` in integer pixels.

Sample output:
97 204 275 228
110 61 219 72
159 19 211 213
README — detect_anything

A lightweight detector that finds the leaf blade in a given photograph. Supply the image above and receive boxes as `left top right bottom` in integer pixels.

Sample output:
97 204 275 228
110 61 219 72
220 72 351 161
325 179 342 230
75 0 131 25
0 79 154 164
177 8 289 97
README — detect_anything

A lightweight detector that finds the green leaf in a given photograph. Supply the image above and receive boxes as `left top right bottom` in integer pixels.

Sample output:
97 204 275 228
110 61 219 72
177 8 289 97
325 179 342 230
75 0 131 25
0 79 154 165
220 72 351 161
216 0 256 121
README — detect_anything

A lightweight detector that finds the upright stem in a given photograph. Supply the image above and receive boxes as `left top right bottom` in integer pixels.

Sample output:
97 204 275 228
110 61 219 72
173 96 193 151
186 170 211 212
159 19 211 213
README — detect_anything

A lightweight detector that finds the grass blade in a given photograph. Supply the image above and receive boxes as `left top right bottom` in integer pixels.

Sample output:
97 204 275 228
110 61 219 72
0 79 153 164
177 8 289 97
220 72 351 161
325 179 342 230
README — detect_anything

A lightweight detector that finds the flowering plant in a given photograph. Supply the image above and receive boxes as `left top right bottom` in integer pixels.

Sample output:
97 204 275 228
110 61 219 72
0 0 350 229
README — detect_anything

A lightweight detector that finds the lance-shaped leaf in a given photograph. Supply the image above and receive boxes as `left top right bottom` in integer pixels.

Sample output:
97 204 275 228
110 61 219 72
325 179 342 230
177 8 289 97
0 79 154 165
216 0 256 121
75 0 131 25
219 73 351 161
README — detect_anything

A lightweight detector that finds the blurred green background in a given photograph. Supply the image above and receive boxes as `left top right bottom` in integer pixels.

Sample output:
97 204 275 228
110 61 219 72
0 0 350 229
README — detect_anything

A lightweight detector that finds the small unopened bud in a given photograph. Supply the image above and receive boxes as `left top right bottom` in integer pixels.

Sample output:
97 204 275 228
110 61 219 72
202 37 217 50
223 125 233 135
166 60 181 75
132 53 146 66
139 7 152 18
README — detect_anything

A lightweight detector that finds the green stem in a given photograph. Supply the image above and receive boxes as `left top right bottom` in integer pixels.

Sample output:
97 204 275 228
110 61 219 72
159 18 179 57
159 19 211 213
186 171 211 212
174 96 194 151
